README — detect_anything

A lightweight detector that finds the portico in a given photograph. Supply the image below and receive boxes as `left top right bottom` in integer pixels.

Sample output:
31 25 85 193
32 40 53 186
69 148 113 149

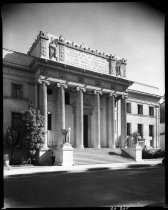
35 72 130 149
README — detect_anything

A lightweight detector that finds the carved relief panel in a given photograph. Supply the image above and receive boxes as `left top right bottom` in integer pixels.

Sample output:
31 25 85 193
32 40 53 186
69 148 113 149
49 39 59 60
59 45 65 62
41 39 47 57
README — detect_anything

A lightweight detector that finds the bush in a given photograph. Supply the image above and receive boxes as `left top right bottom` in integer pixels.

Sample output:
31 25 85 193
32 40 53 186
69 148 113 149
142 149 165 159
4 104 45 165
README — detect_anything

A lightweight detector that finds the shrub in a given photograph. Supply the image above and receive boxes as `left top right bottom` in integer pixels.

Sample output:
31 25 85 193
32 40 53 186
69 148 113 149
18 104 45 163
142 149 165 159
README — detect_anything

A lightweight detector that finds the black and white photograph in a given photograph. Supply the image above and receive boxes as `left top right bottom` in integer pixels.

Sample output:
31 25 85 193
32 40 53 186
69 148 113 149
2 2 166 208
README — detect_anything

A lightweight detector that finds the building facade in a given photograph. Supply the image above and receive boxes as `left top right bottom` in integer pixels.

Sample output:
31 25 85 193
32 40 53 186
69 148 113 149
3 31 162 152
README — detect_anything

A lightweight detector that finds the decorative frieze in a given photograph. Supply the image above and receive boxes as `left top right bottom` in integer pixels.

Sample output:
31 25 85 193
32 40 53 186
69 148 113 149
95 80 101 87
59 72 66 79
59 45 65 62
49 38 59 60
78 76 84 83
41 39 47 57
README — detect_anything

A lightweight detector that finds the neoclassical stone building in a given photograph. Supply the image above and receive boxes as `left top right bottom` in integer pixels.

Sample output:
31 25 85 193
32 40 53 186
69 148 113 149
3 31 162 154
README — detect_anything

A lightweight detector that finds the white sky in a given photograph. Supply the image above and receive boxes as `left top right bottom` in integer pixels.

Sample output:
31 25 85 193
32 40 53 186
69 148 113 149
2 3 165 95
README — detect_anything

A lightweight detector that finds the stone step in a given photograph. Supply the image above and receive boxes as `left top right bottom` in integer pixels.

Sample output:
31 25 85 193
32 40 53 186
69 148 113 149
73 148 133 165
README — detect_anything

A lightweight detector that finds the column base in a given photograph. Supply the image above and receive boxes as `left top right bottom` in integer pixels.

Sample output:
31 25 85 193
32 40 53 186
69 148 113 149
96 145 101 149
109 145 116 149
76 145 84 149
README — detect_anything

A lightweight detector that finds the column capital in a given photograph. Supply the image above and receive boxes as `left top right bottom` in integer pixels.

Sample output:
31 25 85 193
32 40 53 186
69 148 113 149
76 86 86 92
108 91 116 97
56 83 68 89
121 94 128 99
37 79 50 86
93 90 102 95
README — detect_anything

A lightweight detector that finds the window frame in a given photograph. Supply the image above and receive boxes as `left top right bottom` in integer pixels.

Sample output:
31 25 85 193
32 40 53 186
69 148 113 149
127 102 131 113
11 112 22 131
137 104 143 115
149 106 154 116
11 83 23 99
127 123 131 136
138 123 143 137
149 125 154 137
48 113 52 130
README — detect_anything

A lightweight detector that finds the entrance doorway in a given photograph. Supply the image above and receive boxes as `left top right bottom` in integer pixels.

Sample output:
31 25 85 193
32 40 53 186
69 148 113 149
83 115 88 148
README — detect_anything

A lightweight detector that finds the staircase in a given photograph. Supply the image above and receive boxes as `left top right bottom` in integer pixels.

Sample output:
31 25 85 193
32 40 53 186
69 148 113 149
73 148 134 165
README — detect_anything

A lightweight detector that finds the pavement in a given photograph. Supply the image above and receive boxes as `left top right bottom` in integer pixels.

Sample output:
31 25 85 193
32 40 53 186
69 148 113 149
4 158 163 178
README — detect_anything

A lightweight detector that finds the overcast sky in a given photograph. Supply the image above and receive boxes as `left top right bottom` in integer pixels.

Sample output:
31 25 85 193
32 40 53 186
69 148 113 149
2 3 165 95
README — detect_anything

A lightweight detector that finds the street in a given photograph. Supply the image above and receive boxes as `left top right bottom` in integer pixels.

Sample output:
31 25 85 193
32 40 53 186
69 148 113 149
4 165 165 207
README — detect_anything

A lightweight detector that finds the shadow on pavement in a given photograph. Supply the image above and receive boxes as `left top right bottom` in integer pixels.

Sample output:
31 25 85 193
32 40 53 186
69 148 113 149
144 202 166 207
86 167 110 172
108 150 134 159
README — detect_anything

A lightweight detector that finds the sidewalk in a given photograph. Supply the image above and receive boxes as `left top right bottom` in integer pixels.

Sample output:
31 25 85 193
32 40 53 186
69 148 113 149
4 158 163 178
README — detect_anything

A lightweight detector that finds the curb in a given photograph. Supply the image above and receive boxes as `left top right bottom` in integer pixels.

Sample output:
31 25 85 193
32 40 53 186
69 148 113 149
4 159 163 178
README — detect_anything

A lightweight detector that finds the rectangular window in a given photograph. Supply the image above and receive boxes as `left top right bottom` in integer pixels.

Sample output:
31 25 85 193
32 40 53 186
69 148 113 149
11 83 23 99
127 103 131 113
48 113 52 130
138 104 143 115
65 92 70 105
149 106 154 116
11 112 22 131
149 125 154 137
138 124 143 137
127 123 131 135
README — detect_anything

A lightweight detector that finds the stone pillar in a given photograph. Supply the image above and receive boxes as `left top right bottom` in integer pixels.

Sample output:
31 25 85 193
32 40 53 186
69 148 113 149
38 79 50 148
57 83 67 130
121 95 127 148
107 93 115 148
154 105 160 148
117 98 121 146
94 90 102 148
76 87 86 148
34 82 38 112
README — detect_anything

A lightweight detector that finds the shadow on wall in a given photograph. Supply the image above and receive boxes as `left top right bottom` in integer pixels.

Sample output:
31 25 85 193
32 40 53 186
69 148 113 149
38 149 52 166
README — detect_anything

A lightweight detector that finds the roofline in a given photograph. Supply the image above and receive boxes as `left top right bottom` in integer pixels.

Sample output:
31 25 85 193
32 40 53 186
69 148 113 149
128 89 162 98
3 48 35 59
131 81 159 90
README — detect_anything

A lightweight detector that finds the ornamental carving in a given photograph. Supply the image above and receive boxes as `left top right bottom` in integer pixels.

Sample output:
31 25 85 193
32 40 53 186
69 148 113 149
95 81 101 87
59 73 66 79
78 76 84 83
49 38 59 60
111 83 116 90
41 39 47 57
59 45 65 62
116 63 121 76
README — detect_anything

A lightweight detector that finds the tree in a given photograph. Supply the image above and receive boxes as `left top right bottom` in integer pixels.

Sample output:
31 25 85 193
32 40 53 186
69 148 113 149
20 104 45 155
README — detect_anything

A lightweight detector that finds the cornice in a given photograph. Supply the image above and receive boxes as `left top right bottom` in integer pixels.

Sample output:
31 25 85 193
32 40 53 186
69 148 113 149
128 89 162 99
33 57 133 87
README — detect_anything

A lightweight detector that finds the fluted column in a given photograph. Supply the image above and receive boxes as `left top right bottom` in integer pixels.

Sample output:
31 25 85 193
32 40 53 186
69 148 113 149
38 79 50 148
121 95 127 148
154 105 160 148
107 92 116 148
94 90 102 148
57 83 67 130
76 87 86 148
34 82 38 112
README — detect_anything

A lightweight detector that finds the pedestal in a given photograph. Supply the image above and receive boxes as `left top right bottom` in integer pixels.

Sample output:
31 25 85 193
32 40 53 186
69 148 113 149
53 143 74 166
123 145 142 162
